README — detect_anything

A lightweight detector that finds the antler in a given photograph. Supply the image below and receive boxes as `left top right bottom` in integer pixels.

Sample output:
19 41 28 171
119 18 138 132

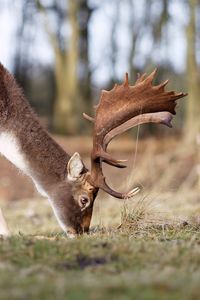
84 69 187 199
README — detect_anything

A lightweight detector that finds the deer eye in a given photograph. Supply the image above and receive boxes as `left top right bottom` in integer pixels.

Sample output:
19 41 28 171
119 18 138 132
80 196 88 205
78 196 90 210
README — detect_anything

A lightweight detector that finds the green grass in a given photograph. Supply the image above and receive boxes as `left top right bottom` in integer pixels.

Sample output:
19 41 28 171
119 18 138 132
1 195 200 300
0 227 200 300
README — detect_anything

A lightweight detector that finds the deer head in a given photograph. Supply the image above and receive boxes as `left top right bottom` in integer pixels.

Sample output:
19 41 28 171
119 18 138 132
0 64 186 237
53 152 99 236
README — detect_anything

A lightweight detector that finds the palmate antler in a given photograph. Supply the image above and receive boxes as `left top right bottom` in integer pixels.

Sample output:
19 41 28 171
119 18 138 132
84 69 187 199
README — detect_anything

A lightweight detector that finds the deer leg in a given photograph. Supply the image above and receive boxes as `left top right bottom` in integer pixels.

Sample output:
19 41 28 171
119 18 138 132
0 208 10 236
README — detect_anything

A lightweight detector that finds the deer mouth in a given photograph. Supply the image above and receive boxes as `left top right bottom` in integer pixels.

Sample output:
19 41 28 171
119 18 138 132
66 231 77 238
66 224 83 238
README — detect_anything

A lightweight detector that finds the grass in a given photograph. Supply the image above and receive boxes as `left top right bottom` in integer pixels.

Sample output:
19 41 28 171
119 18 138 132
0 191 200 300
0 137 199 300
1 224 200 300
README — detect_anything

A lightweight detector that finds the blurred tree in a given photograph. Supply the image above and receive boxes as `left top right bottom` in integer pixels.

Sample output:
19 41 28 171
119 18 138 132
185 0 200 141
37 0 92 134
110 0 119 83
127 0 142 82
13 0 35 92
112 0 171 82
12 0 55 124
78 0 93 126
125 0 173 136
3 0 189 136
37 0 79 134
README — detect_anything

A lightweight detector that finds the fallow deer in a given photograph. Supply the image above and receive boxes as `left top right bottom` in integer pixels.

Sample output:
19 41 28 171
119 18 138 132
0 64 186 237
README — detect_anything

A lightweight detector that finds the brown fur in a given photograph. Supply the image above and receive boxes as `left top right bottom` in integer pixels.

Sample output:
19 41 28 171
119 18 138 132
0 64 97 235
0 64 70 183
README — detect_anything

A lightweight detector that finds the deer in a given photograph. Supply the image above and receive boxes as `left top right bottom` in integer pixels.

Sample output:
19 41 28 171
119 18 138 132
0 63 186 237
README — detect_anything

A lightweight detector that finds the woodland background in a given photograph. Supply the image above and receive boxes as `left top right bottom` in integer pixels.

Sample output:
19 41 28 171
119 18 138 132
0 0 199 138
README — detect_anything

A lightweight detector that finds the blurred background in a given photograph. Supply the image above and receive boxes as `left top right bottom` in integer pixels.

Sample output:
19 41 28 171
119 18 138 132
0 0 199 224
1 0 199 135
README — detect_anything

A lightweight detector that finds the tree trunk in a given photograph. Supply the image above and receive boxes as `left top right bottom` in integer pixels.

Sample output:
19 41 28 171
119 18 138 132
185 0 200 190
78 1 93 132
53 0 80 134
185 0 200 140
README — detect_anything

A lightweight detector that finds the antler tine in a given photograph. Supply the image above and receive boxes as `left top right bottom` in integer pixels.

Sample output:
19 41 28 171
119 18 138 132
145 68 157 84
103 112 174 148
88 171 140 199
135 72 147 84
156 79 169 90
83 113 94 123
100 182 141 199
123 73 129 87
97 146 127 168
87 69 187 199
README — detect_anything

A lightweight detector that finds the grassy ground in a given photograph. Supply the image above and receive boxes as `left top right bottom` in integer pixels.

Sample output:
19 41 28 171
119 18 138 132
0 137 200 300
0 191 200 300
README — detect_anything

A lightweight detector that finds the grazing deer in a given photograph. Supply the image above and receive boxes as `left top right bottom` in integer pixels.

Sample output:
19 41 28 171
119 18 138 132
0 64 186 237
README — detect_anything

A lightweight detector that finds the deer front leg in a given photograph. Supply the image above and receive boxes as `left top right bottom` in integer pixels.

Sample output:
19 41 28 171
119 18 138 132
0 208 10 236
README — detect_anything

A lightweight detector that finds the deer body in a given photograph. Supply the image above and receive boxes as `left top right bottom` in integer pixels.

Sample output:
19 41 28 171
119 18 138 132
0 63 186 237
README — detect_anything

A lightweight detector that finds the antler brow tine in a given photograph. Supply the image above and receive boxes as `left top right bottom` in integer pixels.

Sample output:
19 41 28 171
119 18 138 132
83 113 94 123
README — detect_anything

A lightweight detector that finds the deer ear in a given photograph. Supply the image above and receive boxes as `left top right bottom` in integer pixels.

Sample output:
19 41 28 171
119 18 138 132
67 152 84 181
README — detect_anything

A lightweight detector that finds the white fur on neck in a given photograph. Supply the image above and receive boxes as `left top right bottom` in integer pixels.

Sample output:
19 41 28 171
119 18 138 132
0 132 47 197
0 132 28 172
32 179 48 197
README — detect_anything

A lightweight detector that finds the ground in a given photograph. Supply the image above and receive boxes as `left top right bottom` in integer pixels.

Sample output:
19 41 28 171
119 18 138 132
0 136 199 300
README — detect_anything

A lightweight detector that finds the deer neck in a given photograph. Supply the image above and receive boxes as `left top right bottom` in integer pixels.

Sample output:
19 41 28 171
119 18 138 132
0 126 70 197
0 72 70 197
0 120 70 195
